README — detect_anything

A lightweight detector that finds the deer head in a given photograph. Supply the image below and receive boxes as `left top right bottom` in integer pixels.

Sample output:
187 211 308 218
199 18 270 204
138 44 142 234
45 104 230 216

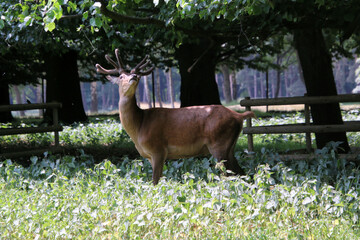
95 49 154 97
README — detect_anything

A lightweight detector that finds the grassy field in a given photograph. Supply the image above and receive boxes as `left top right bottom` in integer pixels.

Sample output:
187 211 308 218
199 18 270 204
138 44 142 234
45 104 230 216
1 110 360 239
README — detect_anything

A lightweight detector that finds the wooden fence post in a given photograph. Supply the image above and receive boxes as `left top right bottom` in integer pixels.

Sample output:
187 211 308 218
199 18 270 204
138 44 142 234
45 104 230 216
304 94 312 153
53 105 59 147
245 97 254 152
304 103 312 153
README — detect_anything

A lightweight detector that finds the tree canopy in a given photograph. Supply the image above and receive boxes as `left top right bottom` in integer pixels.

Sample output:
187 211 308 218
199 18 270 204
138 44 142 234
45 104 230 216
3 0 360 65
2 0 360 149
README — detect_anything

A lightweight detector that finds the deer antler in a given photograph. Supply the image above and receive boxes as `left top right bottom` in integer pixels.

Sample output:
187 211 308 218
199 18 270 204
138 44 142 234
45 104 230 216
96 49 154 76
131 55 155 76
95 49 125 75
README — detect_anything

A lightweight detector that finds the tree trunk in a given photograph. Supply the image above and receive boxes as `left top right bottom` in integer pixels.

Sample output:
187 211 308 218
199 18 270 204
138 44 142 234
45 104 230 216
260 72 265 98
155 69 163 107
265 70 269 99
230 71 237 100
105 86 110 110
13 85 25 117
284 70 289 97
167 68 175 108
275 55 282 98
253 71 258 98
243 69 253 98
102 84 109 110
90 81 98 113
295 50 305 85
143 75 152 108
175 41 221 107
111 84 117 110
265 70 269 112
36 83 44 117
44 50 87 124
271 70 276 98
294 27 350 152
0 80 13 123
80 82 88 112
215 74 223 100
220 65 232 103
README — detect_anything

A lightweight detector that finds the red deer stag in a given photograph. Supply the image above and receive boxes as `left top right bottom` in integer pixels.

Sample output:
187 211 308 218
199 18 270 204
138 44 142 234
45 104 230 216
96 49 255 185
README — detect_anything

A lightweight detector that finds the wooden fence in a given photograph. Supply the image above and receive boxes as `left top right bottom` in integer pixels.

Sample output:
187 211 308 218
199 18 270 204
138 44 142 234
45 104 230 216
240 94 360 153
0 102 63 158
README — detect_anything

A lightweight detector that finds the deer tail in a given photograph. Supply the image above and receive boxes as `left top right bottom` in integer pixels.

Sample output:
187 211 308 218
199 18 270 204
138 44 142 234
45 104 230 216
241 111 256 120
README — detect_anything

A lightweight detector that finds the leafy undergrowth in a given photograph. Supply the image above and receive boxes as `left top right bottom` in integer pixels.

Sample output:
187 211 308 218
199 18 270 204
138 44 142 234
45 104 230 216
1 145 360 239
1 110 360 238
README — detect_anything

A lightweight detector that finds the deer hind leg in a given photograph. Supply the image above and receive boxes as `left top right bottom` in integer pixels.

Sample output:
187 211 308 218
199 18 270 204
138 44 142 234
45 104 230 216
225 143 245 175
208 137 244 175
209 149 243 175
149 151 167 185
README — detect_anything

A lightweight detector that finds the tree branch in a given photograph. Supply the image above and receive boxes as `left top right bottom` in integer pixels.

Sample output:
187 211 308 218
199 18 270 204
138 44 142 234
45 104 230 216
341 14 360 42
0 56 12 65
60 0 221 42
98 0 215 40
61 14 82 20
216 44 249 63
187 40 215 73
99 0 165 27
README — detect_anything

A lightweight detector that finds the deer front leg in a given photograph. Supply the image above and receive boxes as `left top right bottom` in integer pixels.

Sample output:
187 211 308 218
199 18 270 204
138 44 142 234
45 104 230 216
149 152 166 185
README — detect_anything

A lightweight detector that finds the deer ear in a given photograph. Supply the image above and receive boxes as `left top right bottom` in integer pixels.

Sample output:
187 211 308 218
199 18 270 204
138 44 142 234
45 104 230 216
106 75 120 84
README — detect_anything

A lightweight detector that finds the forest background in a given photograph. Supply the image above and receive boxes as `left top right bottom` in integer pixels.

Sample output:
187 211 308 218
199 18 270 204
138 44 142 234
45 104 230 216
7 55 360 117
2 0 360 134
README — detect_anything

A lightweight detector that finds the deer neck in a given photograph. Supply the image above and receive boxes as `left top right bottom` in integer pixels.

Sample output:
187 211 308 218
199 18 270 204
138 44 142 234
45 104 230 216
119 95 143 139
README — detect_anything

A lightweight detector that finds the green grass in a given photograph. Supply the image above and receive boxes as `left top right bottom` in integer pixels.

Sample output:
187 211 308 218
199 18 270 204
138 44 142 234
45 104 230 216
1 147 360 239
0 110 359 239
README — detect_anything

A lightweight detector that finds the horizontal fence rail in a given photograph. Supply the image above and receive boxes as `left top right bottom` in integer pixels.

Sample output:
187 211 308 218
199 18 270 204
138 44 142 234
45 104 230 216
240 94 360 106
240 94 360 153
0 102 62 112
0 102 63 159
243 122 360 134
0 126 63 136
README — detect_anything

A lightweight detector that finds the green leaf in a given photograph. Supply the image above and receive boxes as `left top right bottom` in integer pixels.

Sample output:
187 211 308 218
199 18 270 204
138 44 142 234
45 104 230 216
55 10 63 20
68 1 77 12
197 205 204 215
0 19 4 29
82 11 88 20
177 196 186 203
95 17 102 27
90 17 96 26
45 22 56 32
24 16 32 26
57 0 65 4
90 17 102 27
